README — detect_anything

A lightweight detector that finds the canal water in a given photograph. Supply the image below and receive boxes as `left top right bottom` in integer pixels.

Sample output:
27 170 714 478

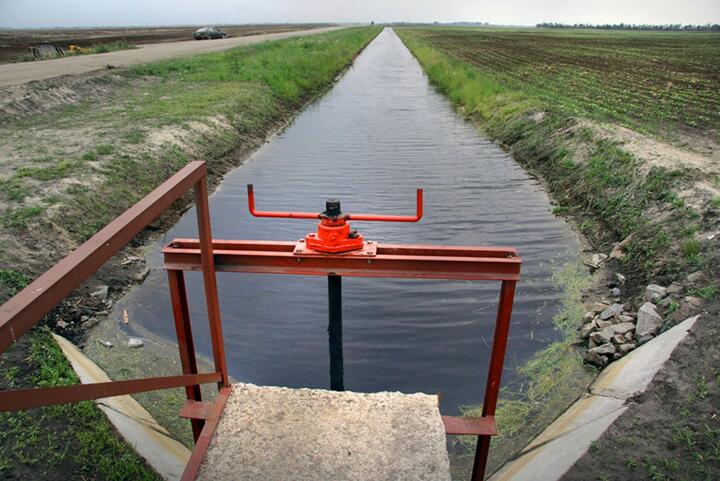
124 28 581 413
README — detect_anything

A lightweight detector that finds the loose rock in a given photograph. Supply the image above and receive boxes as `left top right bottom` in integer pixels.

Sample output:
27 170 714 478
133 267 150 283
584 349 607 366
612 334 627 345
612 322 635 335
596 319 613 329
615 273 626 285
128 338 144 348
98 340 113 348
619 343 637 354
600 303 624 320
686 271 704 284
590 302 609 313
645 284 668 302
91 285 109 300
617 314 635 323
667 282 683 295
611 287 621 297
636 302 663 337
684 296 705 307
590 327 614 345
83 317 100 328
56 320 68 329
580 322 595 339
592 342 616 355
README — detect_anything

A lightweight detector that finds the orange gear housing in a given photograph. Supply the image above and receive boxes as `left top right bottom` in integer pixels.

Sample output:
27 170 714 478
305 200 364 253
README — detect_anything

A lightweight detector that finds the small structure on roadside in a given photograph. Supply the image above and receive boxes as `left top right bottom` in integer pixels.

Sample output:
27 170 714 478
29 44 65 60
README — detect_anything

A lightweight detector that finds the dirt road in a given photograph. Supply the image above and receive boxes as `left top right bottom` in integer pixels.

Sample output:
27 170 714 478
0 26 346 87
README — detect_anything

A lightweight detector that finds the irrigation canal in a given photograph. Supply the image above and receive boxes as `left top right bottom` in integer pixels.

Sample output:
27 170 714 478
119 28 581 413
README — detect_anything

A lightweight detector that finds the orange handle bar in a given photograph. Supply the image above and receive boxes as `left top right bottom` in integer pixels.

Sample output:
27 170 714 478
247 184 423 222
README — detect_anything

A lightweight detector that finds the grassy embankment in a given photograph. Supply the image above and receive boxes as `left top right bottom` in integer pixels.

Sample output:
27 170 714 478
0 26 381 479
396 27 720 476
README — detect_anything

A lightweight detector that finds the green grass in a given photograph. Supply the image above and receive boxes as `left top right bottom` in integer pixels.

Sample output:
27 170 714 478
0 26 382 478
86 40 135 55
128 27 381 123
396 28 720 469
15 159 82 181
457 263 594 473
0 330 160 480
1 206 43 229
397 27 709 283
0 27 381 245
0 269 29 296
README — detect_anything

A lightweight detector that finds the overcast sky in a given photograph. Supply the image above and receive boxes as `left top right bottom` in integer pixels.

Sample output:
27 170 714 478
1 0 718 28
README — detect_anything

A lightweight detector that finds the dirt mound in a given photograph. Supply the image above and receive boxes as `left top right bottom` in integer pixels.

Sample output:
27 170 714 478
0 71 139 121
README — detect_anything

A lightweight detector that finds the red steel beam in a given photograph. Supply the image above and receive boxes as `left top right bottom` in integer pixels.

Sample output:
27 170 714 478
179 400 215 421
472 280 518 481
442 415 496 436
194 177 229 388
0 372 221 412
181 386 232 481
0 161 208 354
168 269 205 440
163 239 520 281
247 185 423 222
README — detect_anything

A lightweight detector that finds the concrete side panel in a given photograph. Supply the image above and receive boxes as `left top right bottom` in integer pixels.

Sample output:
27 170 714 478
196 383 451 481
488 394 627 481
53 334 190 481
591 315 699 400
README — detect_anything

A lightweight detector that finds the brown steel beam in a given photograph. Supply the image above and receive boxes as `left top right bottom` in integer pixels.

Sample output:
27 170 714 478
193 178 229 388
472 280 518 481
442 416 496 436
0 372 221 412
163 239 521 281
168 269 205 440
0 161 208 354
179 400 214 421
181 386 232 481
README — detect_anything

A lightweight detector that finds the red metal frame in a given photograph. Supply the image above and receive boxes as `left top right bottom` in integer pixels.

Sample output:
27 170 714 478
247 184 424 222
162 238 520 481
0 161 521 481
0 161 227 413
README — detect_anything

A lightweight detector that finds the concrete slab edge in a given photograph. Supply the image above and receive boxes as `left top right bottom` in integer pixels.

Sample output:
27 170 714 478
52 334 190 481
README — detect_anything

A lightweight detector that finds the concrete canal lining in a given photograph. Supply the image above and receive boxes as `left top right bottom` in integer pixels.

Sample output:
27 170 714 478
488 315 699 481
52 334 190 481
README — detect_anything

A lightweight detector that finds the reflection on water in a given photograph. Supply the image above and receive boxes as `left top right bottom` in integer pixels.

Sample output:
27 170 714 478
122 28 581 413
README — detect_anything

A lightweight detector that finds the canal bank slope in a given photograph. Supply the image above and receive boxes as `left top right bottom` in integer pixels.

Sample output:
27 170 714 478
0 26 380 479
396 27 719 479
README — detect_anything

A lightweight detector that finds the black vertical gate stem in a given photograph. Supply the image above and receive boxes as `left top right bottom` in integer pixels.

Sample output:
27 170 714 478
328 274 344 391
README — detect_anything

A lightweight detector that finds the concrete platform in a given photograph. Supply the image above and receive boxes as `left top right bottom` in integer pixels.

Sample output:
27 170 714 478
195 384 451 481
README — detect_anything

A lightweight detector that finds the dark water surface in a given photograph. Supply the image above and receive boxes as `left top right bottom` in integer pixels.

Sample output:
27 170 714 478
125 28 580 413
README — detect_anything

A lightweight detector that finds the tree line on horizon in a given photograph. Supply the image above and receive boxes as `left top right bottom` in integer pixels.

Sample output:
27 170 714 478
537 22 720 31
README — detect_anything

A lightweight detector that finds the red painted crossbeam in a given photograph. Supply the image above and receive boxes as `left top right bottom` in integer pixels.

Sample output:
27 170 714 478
163 239 520 281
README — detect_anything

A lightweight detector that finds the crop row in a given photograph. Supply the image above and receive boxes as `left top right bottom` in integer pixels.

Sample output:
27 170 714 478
408 28 720 138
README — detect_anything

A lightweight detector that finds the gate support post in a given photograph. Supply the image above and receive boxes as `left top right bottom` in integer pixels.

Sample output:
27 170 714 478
194 176 229 389
167 269 204 441
472 280 517 481
328 274 344 391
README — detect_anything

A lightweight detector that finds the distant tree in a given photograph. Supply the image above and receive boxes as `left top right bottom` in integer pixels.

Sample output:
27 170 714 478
536 22 720 31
